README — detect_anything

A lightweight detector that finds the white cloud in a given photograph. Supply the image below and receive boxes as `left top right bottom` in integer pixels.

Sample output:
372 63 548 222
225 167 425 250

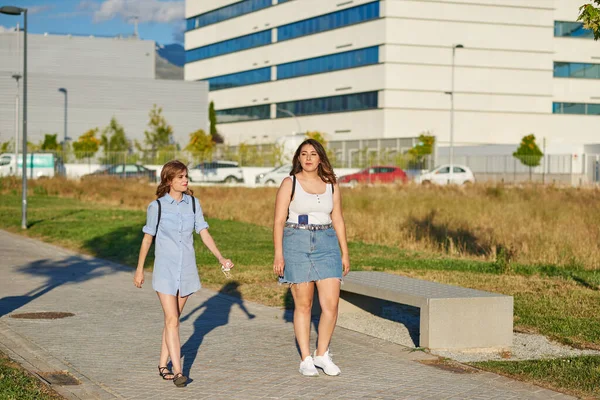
93 0 184 24
48 1 98 19
0 25 16 33
29 5 55 15
172 20 185 43
78 0 100 12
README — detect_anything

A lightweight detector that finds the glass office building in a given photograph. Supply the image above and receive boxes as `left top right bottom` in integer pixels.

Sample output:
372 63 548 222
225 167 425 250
185 0 600 146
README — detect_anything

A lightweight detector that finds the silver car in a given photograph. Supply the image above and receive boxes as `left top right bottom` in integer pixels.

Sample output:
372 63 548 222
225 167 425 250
417 164 475 185
255 164 292 186
188 161 244 183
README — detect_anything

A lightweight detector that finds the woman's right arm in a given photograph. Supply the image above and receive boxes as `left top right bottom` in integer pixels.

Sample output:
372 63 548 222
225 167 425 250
134 233 153 288
273 177 293 276
135 202 159 288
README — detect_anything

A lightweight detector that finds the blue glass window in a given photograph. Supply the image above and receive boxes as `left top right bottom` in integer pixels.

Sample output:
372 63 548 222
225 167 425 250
205 67 271 91
278 1 379 42
278 0 293 3
277 91 378 117
277 46 378 80
554 21 594 38
186 30 271 63
186 0 272 31
216 104 271 123
554 62 600 79
587 104 600 115
553 102 600 115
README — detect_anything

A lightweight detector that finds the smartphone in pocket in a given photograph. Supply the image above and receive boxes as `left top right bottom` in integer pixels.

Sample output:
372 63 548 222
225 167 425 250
298 214 308 224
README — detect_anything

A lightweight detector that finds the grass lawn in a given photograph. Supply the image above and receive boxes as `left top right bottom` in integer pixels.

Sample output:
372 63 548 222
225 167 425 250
1 187 600 398
471 356 600 400
0 351 63 400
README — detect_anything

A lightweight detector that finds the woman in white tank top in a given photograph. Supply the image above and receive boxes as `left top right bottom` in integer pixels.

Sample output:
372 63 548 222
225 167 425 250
273 139 350 377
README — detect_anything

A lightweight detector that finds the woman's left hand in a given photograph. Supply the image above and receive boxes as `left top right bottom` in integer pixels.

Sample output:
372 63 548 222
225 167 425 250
133 270 145 288
342 255 350 276
220 258 234 269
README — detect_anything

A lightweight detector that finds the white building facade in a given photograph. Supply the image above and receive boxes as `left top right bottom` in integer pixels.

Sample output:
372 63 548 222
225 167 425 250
0 33 208 147
184 0 600 147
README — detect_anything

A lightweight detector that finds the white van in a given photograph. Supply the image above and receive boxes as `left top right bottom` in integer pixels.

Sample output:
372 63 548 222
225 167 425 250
0 153 64 178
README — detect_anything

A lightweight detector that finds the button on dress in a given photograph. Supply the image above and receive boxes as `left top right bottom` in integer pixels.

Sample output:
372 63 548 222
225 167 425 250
142 193 209 297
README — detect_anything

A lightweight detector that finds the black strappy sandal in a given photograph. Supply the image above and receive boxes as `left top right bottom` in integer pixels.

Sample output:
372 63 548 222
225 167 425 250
173 372 188 387
158 366 174 380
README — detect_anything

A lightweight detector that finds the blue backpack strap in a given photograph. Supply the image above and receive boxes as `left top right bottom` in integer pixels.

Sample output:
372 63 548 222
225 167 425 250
191 195 196 215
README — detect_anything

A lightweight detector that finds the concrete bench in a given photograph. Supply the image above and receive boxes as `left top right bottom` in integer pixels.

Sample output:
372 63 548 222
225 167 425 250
338 271 513 350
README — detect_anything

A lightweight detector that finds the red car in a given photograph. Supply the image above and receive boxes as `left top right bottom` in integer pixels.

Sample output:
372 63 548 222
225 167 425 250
338 166 408 186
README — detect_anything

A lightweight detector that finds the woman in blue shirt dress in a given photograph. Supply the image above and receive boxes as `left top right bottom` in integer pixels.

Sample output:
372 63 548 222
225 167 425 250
133 160 233 387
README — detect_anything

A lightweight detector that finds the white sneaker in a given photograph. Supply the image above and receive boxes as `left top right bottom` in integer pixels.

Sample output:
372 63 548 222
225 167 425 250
313 350 341 376
299 356 319 377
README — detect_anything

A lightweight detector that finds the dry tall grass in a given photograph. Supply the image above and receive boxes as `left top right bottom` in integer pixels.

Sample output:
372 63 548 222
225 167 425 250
4 176 600 268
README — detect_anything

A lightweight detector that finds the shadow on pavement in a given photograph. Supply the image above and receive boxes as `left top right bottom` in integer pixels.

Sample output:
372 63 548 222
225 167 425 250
0 255 127 318
179 281 255 378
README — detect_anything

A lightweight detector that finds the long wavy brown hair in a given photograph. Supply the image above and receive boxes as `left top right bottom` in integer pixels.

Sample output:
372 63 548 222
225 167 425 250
156 160 194 198
290 139 336 184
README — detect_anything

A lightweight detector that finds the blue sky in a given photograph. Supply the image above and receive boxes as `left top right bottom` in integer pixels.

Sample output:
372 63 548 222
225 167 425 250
0 0 185 45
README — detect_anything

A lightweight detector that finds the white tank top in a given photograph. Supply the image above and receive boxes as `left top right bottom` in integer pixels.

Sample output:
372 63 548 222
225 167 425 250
287 177 333 225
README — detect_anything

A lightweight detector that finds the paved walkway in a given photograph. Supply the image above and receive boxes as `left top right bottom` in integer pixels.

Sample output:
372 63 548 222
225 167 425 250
0 230 574 399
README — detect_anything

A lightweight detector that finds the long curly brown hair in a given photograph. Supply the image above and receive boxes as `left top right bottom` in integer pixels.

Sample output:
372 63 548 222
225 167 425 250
156 160 194 198
290 139 336 184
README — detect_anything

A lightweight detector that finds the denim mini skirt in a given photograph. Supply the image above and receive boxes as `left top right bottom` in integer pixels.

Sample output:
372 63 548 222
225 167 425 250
280 224 343 284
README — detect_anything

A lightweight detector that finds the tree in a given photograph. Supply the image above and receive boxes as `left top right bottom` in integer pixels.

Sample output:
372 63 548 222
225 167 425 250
138 105 177 164
208 101 224 144
185 129 214 162
40 134 61 151
100 117 129 164
27 141 41 152
513 134 543 181
0 141 10 152
267 142 286 167
305 131 328 146
579 1 600 39
72 128 101 159
144 105 176 150
407 133 435 169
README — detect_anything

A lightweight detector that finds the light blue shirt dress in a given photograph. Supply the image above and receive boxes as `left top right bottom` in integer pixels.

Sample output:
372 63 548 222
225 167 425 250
142 193 209 297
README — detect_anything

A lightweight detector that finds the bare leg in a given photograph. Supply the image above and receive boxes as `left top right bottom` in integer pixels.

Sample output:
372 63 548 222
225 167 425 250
157 292 189 375
290 282 315 360
159 294 189 369
315 278 341 356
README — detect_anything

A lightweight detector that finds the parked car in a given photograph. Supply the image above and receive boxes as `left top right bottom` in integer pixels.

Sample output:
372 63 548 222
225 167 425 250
338 166 408 186
255 164 292 186
417 164 475 185
84 164 157 181
188 161 244 183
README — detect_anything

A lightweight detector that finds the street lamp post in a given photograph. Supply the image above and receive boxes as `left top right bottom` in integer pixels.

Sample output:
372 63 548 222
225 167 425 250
276 107 302 135
1 5 28 229
11 73 21 175
447 44 463 184
58 88 67 156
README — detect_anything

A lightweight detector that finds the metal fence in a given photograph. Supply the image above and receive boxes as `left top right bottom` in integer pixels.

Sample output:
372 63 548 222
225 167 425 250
4 145 599 186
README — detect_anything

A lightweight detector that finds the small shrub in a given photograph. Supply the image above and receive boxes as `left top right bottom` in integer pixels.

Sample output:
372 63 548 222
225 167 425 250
495 244 515 274
33 186 48 196
486 186 505 198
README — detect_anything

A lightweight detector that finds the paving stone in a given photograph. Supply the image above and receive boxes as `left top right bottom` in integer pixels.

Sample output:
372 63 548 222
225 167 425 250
0 230 577 399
